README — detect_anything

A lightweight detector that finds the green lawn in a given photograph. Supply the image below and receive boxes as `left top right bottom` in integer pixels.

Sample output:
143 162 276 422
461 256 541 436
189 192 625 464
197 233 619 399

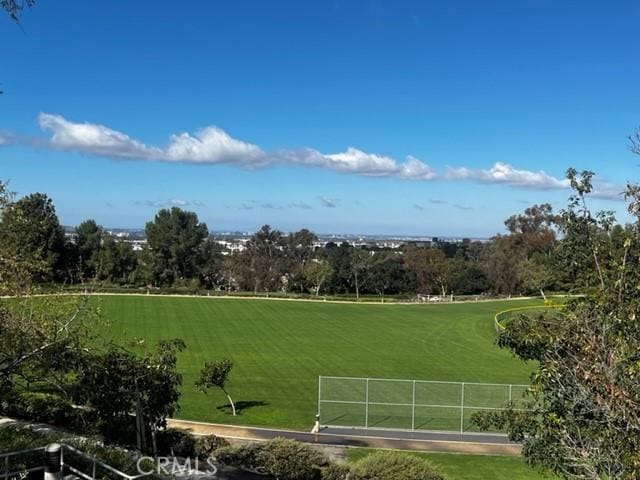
96 295 538 430
346 448 556 480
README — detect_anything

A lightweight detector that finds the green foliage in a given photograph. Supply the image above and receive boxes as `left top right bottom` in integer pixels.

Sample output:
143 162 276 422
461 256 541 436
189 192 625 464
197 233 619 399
196 358 235 415
1 0 35 22
257 437 328 480
321 463 351 480
0 294 95 396
195 433 230 459
94 237 137 284
349 450 445 480
475 168 640 479
145 207 208 286
1 390 77 427
76 219 103 280
303 260 332 295
215 442 264 471
196 358 233 392
155 427 197 457
0 192 66 285
216 438 328 480
74 338 186 448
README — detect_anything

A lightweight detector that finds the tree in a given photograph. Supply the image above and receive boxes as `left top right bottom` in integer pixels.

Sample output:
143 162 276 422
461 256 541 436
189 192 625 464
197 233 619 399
482 235 521 295
145 207 208 286
368 251 413 300
198 239 225 289
75 339 186 453
1 0 34 23
303 260 332 296
94 237 137 284
447 258 488 295
0 295 93 395
196 359 236 416
0 182 94 400
517 254 554 298
473 168 640 479
284 229 317 293
0 192 66 283
324 242 356 294
350 249 372 299
241 225 286 293
76 219 103 280
403 246 448 296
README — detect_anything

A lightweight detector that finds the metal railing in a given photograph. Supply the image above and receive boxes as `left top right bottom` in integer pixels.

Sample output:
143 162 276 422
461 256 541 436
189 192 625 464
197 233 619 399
0 446 45 480
0 443 152 480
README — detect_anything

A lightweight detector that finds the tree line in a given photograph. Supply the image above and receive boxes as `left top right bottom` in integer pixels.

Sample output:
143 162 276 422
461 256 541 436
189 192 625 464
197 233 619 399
0 185 616 299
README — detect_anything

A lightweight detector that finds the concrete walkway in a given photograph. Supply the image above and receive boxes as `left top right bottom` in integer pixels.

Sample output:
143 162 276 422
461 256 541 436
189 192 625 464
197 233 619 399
167 419 522 456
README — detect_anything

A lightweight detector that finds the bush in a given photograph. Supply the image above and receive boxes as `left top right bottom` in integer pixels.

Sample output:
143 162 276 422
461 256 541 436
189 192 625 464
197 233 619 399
350 451 446 480
257 438 328 480
216 438 328 479
215 442 264 472
2 391 79 428
195 434 230 459
155 428 196 457
321 463 351 480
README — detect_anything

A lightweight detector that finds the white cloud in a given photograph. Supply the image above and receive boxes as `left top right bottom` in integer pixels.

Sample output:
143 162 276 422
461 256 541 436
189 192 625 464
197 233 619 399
164 127 266 166
40 113 162 159
591 183 625 201
445 162 570 190
0 132 11 146
36 113 437 180
135 198 199 208
27 113 628 201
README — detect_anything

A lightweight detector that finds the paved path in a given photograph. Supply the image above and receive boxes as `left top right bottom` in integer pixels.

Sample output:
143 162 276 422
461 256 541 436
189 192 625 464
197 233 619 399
167 419 522 456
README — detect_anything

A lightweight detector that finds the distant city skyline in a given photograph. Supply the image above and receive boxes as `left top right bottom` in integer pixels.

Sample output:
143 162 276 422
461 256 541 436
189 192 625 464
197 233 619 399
2 1 639 236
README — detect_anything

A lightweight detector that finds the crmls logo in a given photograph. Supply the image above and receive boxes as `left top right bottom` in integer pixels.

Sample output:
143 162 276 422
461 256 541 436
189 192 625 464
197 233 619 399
136 456 219 476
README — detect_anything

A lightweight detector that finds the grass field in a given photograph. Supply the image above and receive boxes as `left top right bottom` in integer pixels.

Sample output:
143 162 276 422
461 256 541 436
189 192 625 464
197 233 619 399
346 448 557 480
96 295 539 430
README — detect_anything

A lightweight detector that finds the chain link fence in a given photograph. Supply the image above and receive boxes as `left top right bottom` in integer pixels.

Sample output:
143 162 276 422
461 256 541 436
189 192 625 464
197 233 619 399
318 376 529 433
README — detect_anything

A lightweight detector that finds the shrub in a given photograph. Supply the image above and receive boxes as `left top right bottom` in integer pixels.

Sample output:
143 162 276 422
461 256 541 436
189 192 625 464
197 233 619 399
257 438 328 480
321 463 351 480
2 391 77 427
155 428 196 457
195 434 230 459
215 442 264 472
216 438 328 479
350 451 446 480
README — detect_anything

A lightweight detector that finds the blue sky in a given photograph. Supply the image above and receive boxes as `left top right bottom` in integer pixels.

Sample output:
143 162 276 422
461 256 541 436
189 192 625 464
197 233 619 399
1 1 639 236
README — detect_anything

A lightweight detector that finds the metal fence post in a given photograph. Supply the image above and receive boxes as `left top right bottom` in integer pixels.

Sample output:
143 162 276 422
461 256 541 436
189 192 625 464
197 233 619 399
44 444 62 480
460 382 465 434
365 378 369 429
411 380 416 431
509 384 513 404
317 376 322 420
